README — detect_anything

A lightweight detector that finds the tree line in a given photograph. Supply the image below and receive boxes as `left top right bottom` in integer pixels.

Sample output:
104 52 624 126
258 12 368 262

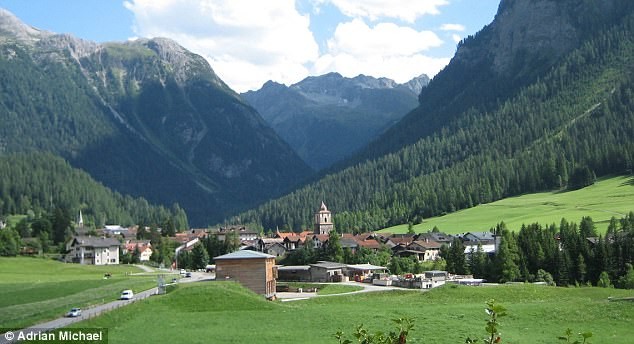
443 212 634 288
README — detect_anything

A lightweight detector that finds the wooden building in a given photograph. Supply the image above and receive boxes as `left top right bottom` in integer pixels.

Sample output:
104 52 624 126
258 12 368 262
214 250 277 299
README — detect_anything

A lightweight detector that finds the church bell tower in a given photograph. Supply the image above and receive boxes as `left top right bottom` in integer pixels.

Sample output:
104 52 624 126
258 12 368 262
314 201 334 235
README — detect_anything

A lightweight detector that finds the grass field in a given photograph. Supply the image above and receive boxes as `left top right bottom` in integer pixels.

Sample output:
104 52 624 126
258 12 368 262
384 175 634 235
0 257 158 329
71 281 634 343
282 282 364 295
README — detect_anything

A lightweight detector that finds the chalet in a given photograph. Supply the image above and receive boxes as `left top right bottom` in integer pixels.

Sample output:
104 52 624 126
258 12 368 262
277 230 313 250
257 238 284 252
461 231 496 244
409 239 442 261
210 226 259 242
383 235 416 248
123 240 153 261
340 235 359 252
65 236 120 265
356 237 382 252
461 231 498 256
214 250 277 299
264 242 287 257
424 232 452 245
312 234 330 249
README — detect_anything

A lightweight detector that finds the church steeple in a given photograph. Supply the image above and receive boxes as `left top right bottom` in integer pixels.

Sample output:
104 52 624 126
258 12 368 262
314 201 333 235
77 210 84 228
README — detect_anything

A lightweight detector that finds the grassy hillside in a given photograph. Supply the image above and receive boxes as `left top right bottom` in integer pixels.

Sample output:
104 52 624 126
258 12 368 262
0 257 156 329
72 281 634 343
384 175 634 234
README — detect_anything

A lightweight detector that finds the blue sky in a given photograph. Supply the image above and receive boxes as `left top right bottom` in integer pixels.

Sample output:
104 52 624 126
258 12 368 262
0 0 499 92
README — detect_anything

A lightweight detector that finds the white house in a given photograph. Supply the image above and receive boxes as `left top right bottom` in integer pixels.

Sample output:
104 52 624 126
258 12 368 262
65 236 120 265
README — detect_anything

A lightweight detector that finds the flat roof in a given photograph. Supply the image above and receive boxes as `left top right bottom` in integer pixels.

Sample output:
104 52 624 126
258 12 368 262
214 250 275 260
310 261 347 269
277 265 311 271
346 263 387 271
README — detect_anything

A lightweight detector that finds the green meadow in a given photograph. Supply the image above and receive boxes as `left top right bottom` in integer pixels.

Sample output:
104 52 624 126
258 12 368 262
72 281 634 343
0 257 158 329
385 175 634 235
74 281 634 344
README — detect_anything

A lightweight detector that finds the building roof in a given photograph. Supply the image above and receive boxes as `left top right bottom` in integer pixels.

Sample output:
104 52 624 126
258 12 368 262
357 240 381 250
103 225 127 232
259 238 284 244
410 240 442 249
214 250 275 260
346 263 387 271
464 244 496 254
72 236 120 248
312 234 330 242
277 265 311 271
462 231 495 242
310 261 346 269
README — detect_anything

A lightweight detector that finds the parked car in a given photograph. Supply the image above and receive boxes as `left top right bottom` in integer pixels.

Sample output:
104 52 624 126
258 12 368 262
180 269 186 276
120 289 134 300
185 272 192 278
66 308 82 317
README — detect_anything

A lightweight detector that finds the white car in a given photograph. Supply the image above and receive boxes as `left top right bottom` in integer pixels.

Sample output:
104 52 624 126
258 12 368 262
66 308 82 317
120 290 134 300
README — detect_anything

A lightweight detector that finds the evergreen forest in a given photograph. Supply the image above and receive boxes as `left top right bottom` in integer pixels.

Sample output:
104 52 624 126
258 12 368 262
234 10 634 233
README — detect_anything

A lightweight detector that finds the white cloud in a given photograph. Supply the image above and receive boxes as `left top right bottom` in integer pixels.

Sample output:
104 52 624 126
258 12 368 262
314 19 448 83
124 0 319 92
440 23 465 32
325 0 449 22
123 0 453 92
451 33 462 43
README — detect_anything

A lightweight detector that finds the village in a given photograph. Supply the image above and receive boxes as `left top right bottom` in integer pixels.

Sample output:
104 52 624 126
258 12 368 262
62 202 497 299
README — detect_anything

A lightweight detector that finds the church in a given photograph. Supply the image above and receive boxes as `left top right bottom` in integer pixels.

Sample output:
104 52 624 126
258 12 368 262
313 201 333 235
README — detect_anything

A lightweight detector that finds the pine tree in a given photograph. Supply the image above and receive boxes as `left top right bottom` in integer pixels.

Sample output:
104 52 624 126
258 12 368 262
495 229 521 283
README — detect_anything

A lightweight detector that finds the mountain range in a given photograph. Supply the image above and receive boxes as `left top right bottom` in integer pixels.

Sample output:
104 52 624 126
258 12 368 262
242 73 428 170
1 0 633 232
235 0 634 231
0 8 310 226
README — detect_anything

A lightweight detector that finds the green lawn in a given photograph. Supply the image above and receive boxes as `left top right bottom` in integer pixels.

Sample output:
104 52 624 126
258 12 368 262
0 257 158 329
384 175 634 234
71 281 634 343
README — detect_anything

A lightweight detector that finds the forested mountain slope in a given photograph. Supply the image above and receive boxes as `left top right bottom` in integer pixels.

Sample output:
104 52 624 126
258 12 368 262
0 152 187 228
235 0 634 232
242 73 428 170
0 9 311 225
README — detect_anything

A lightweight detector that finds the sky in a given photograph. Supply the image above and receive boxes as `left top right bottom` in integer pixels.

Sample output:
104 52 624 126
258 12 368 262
0 0 499 92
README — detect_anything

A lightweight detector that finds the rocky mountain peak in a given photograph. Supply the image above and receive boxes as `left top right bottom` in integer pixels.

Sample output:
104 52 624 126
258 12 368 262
402 74 430 96
456 0 628 76
38 34 100 60
487 0 578 74
0 8 52 44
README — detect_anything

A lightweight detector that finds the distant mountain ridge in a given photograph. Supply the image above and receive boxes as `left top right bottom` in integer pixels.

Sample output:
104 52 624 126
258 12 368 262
0 8 311 226
235 0 634 232
242 72 428 170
